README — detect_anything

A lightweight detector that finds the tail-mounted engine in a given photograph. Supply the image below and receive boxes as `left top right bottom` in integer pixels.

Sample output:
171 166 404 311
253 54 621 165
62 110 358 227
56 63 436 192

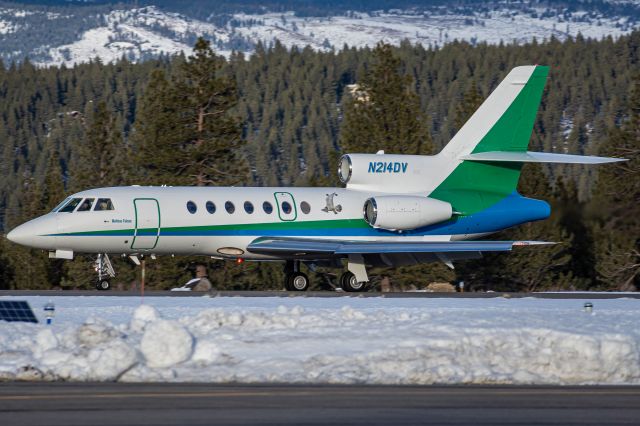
363 196 453 231
339 153 435 193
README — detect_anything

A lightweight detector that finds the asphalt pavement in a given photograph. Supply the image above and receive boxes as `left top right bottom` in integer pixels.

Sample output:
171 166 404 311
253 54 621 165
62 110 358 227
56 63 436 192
1 383 639 425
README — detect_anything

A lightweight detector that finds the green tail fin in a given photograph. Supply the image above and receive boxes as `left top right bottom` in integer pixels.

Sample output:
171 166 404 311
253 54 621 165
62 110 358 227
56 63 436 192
430 65 549 214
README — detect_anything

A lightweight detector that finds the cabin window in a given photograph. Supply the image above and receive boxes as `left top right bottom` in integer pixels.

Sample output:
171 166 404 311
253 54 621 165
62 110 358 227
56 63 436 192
59 198 82 213
225 201 235 214
94 198 114 211
244 201 254 214
186 201 197 214
206 201 216 214
281 201 292 215
51 197 72 212
77 198 95 212
263 201 273 214
300 201 311 214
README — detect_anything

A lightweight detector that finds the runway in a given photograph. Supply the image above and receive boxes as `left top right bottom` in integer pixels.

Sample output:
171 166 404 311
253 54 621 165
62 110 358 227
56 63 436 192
1 383 639 425
1 290 639 298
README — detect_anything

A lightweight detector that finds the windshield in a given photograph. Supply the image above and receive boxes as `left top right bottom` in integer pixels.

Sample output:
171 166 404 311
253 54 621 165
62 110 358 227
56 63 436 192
58 198 82 213
51 197 72 213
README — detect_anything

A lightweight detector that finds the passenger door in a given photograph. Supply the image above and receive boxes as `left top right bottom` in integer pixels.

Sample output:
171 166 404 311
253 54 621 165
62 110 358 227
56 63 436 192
131 198 160 250
274 192 297 221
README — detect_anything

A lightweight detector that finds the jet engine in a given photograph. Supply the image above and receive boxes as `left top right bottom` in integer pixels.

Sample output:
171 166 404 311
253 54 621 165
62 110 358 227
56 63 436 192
363 196 453 231
338 153 434 193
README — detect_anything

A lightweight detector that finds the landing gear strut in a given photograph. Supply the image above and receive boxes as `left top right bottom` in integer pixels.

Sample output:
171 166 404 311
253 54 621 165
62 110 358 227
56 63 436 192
283 260 309 291
94 253 116 291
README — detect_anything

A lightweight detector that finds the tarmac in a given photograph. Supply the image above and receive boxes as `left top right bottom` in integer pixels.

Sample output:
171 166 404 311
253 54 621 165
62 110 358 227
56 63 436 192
1 383 639 425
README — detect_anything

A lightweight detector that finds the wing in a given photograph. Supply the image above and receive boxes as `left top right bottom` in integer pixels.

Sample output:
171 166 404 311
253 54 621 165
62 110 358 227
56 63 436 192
461 151 626 164
246 237 553 266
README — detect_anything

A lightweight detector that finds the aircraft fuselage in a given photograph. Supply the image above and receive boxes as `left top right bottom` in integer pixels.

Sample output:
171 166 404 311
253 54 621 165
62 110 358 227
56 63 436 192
7 185 550 261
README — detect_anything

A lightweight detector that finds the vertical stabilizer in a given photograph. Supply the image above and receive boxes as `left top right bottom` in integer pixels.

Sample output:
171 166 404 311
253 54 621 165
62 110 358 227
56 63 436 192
440 66 549 158
430 66 549 214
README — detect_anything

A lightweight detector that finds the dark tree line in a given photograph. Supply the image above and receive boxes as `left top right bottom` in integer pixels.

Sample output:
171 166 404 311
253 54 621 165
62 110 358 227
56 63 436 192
0 32 639 291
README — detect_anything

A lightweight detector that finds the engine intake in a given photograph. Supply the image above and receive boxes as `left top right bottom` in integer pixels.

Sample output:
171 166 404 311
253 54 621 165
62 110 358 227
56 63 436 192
363 196 453 231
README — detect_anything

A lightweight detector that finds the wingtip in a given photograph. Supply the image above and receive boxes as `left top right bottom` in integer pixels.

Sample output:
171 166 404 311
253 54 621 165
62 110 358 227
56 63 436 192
512 241 557 247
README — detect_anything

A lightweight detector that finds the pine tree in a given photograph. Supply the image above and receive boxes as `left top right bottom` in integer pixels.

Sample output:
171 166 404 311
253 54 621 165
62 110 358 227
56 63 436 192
340 42 433 155
554 177 596 289
129 38 249 289
65 101 128 289
458 163 573 292
0 238 14 290
2 34 640 290
130 69 174 184
41 141 66 212
6 174 51 289
591 74 640 290
40 141 68 287
454 81 484 131
134 37 248 187
71 101 125 190
338 43 439 289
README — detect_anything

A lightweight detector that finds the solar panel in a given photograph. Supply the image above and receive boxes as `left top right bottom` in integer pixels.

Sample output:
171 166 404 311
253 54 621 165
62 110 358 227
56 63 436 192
0 301 39 323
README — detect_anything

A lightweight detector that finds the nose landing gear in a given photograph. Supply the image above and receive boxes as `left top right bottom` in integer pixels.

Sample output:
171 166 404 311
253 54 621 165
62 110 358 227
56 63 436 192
94 254 116 291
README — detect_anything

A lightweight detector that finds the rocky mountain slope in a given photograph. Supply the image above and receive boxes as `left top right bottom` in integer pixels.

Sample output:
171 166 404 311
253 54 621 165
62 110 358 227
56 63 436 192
0 2 637 65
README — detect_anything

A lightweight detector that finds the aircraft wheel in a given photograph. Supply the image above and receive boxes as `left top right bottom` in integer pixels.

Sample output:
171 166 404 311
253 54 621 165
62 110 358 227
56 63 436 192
340 272 367 292
283 272 293 291
288 272 309 292
96 280 111 291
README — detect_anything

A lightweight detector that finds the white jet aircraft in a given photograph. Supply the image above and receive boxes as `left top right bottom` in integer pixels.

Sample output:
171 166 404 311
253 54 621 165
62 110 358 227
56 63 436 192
6 66 624 291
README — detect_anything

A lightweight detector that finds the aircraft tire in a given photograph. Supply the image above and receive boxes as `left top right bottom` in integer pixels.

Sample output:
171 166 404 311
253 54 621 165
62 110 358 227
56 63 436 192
340 272 367 292
288 272 309 292
96 280 111 291
283 272 293 291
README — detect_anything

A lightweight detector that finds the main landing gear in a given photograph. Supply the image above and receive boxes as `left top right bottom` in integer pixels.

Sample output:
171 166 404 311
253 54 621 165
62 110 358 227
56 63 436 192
283 260 309 291
282 260 368 292
339 271 367 292
94 253 116 291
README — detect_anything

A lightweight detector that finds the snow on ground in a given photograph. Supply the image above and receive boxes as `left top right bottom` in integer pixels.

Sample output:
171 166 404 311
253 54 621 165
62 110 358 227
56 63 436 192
231 9 635 52
0 295 639 384
43 25 193 67
0 19 17 35
41 7 217 66
29 6 638 66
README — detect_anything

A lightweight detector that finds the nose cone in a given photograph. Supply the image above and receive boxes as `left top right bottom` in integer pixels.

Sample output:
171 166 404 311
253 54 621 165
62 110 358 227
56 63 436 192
7 222 36 246
6 216 57 250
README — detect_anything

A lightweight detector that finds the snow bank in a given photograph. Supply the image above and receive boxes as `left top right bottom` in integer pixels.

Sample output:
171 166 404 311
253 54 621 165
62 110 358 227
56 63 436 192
140 319 193 368
0 295 639 384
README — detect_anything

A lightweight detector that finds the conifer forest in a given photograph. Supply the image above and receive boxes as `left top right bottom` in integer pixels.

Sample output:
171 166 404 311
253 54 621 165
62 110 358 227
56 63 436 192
0 32 638 291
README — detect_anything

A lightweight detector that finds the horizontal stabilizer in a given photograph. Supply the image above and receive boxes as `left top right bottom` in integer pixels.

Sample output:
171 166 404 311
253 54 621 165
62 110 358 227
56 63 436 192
461 151 627 164
247 238 554 256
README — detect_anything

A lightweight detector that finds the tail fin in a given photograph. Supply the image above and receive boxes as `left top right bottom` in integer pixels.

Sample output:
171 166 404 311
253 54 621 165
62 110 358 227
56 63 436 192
441 65 549 157
430 66 549 214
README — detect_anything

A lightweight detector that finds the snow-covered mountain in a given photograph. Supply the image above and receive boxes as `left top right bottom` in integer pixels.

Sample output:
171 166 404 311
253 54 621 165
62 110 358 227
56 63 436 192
0 3 638 66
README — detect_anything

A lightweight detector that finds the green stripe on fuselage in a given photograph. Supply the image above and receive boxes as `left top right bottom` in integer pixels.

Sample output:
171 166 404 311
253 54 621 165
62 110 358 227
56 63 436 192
54 218 371 237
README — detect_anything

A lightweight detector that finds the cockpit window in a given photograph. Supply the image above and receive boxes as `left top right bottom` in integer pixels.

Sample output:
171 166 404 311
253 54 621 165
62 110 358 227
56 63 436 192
58 198 82 213
51 197 72 213
77 198 95 212
94 198 114 211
